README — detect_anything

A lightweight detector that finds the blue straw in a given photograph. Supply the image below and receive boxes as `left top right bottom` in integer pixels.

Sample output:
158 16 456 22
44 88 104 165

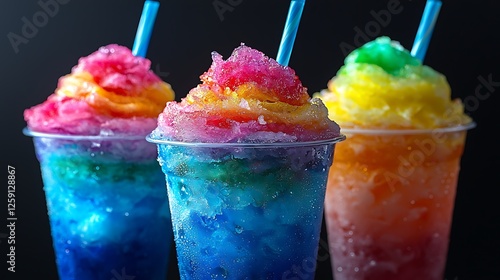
132 1 160 57
276 0 306 66
411 0 442 61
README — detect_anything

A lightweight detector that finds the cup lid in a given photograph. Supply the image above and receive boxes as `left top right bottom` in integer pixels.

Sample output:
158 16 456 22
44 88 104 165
339 122 476 135
22 127 147 140
146 133 347 148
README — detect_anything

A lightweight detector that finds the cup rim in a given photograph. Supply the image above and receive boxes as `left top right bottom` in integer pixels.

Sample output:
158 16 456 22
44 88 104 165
146 134 347 148
339 122 476 135
22 127 147 140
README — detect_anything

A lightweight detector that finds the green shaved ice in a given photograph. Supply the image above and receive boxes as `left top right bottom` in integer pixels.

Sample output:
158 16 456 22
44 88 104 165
166 155 297 208
343 36 421 76
207 159 294 189
45 156 161 187
176 156 294 190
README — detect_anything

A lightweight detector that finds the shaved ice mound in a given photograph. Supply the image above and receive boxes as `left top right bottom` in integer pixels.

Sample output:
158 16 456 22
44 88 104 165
24 44 175 136
314 36 472 129
153 44 341 143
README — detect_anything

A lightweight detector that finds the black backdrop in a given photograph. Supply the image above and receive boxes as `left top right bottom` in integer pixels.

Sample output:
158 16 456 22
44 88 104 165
1 0 499 279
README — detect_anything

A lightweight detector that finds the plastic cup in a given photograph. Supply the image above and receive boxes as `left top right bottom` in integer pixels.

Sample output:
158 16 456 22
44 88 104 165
324 123 475 280
24 128 172 280
146 135 346 279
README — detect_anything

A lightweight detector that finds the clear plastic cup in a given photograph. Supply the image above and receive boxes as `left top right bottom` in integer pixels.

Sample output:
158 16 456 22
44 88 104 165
24 128 173 280
147 135 346 280
324 123 476 280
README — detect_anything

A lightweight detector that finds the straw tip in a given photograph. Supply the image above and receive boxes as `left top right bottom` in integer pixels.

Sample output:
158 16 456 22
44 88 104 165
428 0 443 7
145 0 160 8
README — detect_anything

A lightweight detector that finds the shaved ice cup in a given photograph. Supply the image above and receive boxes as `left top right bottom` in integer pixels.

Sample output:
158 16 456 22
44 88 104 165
324 123 475 280
147 135 346 280
23 128 172 280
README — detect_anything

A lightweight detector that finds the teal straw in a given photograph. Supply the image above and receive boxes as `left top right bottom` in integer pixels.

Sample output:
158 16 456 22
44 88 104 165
411 0 442 61
132 0 160 57
276 0 306 66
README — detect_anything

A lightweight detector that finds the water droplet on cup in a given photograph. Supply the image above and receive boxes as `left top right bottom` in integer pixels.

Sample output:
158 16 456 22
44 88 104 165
210 266 228 279
235 225 243 234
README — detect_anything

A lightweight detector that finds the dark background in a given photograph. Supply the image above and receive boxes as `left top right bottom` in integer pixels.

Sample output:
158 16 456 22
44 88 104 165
1 0 499 279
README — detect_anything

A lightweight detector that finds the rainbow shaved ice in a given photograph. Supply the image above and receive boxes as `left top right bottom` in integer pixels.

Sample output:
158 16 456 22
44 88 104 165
315 36 471 129
149 44 343 280
152 43 340 143
24 44 175 280
315 37 474 280
25 44 174 135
